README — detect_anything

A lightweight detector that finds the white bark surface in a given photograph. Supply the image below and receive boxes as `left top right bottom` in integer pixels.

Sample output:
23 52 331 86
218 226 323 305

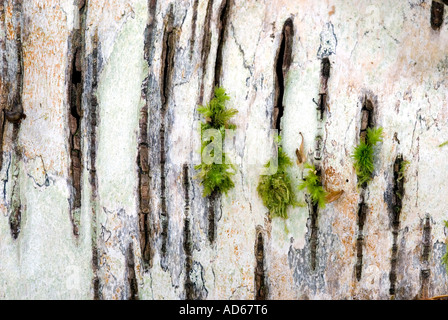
0 0 447 299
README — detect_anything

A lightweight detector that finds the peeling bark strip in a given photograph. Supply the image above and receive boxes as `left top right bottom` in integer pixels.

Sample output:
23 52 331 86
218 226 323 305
273 18 293 131
159 10 177 265
255 227 267 299
420 215 432 299
355 95 375 281
213 0 231 88
389 155 405 296
183 164 194 299
430 1 444 30
67 2 87 236
126 243 139 300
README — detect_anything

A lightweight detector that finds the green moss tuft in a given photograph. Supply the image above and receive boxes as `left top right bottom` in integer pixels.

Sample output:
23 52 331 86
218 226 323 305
298 162 327 209
352 127 383 186
257 147 299 219
195 87 238 197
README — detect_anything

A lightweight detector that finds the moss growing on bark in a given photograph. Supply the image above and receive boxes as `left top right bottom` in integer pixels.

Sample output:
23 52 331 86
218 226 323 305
195 87 238 197
257 145 299 219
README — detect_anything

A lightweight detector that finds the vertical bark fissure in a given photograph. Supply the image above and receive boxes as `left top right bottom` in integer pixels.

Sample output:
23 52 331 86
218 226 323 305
420 215 432 299
213 0 230 89
67 1 86 236
3 0 24 240
87 27 100 299
315 57 330 121
183 163 194 299
0 1 6 172
206 0 232 245
189 0 199 60
307 50 329 270
273 18 293 131
126 243 139 300
309 191 320 271
198 0 214 104
389 155 405 296
355 195 367 282
207 190 217 244
159 11 176 266
137 101 153 269
355 96 374 282
255 227 267 300
144 0 158 64
138 0 158 270
8 146 21 240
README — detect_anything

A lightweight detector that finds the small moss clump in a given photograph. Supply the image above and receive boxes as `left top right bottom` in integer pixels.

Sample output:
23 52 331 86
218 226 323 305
257 146 299 219
195 87 238 197
298 162 327 209
352 127 383 186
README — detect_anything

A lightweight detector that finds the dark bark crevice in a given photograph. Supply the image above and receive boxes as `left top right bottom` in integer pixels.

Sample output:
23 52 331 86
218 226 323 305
189 0 199 60
273 18 293 131
126 243 139 300
213 0 231 89
303 165 323 272
183 164 194 299
355 95 375 282
389 155 405 296
86 27 101 300
138 0 158 270
1 0 24 240
198 0 214 105
355 196 367 281
67 2 87 237
420 215 432 299
159 9 177 268
431 1 444 30
255 227 267 300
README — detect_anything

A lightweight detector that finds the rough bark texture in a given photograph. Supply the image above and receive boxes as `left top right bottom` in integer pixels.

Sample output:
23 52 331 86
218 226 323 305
0 0 447 300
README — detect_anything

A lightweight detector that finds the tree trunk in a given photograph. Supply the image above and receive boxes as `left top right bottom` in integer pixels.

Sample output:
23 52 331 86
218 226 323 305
0 0 447 300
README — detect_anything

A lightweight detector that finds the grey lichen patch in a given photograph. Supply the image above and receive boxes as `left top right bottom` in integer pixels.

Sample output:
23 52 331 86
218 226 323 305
25 155 51 189
97 207 140 300
288 217 337 296
189 261 208 300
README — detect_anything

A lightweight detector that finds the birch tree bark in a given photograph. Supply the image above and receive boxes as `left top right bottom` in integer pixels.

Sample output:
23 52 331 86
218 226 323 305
0 0 447 300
